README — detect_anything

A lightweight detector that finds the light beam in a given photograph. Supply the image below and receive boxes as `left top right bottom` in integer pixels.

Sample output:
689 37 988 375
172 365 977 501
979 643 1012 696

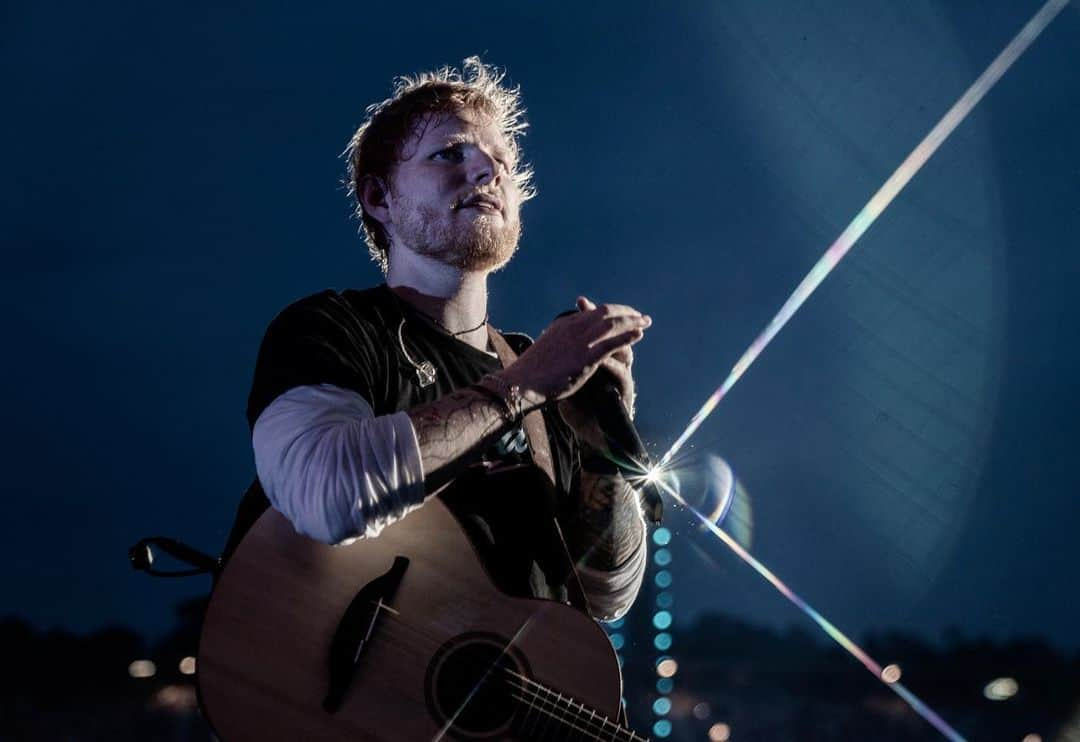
652 475 967 741
658 0 1069 470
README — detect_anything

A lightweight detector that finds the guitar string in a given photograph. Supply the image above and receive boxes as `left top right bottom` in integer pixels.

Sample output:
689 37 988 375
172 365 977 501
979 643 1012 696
508 678 612 742
507 681 643 742
504 668 628 740
338 607 636 740
509 691 614 742
510 686 612 742
505 668 649 742
340 609 619 740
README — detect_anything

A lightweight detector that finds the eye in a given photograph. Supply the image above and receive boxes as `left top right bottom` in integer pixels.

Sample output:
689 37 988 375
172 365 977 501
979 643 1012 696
431 145 465 163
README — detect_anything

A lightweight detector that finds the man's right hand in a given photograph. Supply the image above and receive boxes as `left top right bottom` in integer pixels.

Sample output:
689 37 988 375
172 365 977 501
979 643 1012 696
498 297 651 408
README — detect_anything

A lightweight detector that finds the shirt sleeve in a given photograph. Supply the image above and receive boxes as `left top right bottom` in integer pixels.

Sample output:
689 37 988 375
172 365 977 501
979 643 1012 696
575 518 648 622
247 291 383 430
252 383 426 544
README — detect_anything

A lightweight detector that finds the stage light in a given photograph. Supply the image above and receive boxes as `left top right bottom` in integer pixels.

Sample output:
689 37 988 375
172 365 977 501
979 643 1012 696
882 664 902 684
609 633 625 651
654 632 673 651
693 702 711 720
656 591 674 608
652 719 672 738
653 697 672 716
128 659 156 679
657 658 678 678
984 677 1019 701
655 570 673 588
654 549 672 566
178 656 196 675
656 678 674 694
652 611 673 630
1022 734 1042 742
709 722 732 741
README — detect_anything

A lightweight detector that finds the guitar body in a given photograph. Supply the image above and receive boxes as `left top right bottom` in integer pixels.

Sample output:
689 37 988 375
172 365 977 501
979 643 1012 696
198 498 628 741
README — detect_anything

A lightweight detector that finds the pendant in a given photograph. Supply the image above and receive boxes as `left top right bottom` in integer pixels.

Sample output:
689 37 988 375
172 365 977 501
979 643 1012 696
415 361 437 388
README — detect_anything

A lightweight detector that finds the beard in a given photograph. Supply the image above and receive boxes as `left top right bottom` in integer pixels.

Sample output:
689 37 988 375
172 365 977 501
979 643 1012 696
391 192 521 272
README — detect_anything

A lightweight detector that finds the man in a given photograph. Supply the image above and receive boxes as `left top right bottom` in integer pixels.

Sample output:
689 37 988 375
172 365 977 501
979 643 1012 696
225 58 651 621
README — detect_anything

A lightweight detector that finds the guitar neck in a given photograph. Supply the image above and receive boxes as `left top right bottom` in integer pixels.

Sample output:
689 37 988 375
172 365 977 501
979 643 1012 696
509 670 650 741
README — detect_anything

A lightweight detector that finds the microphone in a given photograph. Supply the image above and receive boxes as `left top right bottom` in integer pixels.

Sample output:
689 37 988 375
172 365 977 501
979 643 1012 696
556 309 664 523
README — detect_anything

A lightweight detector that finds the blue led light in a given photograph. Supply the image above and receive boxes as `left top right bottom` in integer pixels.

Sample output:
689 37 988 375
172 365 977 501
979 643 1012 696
655 570 673 588
652 719 672 737
656 591 674 608
656 677 674 694
652 697 672 716
609 633 625 650
654 548 672 566
652 527 672 546
653 632 672 650
652 611 672 630
607 618 625 629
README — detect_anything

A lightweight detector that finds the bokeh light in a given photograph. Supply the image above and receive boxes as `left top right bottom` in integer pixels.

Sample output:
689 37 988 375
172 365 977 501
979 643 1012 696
983 677 1019 701
657 658 679 678
652 527 672 546
128 659 156 679
709 722 732 741
881 664 902 684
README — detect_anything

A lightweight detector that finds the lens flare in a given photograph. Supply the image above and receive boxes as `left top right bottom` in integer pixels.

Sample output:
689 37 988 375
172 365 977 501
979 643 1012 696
698 455 754 548
657 0 1070 471
652 475 966 741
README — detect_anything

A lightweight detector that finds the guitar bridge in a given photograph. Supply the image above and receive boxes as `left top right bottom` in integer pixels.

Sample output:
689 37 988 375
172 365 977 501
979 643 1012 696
322 555 409 714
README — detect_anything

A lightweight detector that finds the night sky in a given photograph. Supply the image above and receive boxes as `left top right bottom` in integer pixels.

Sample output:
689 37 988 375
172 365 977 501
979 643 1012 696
4 1 1079 653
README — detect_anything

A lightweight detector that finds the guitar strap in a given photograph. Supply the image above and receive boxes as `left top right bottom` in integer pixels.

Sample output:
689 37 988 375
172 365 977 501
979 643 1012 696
487 327 594 618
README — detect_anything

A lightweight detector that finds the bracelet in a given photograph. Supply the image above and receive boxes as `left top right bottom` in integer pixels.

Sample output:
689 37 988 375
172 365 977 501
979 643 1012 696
475 374 525 424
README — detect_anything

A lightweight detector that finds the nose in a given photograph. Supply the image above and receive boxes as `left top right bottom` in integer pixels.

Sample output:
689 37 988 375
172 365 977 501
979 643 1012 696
465 147 499 186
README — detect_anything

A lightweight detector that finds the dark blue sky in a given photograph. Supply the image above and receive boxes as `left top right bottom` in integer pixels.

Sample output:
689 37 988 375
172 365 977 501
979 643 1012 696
3 1 1078 653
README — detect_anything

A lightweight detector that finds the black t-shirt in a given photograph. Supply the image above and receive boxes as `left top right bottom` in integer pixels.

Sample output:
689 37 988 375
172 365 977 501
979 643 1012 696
224 285 585 606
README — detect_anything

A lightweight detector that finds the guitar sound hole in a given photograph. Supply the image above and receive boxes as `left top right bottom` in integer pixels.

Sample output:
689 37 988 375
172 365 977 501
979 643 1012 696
425 632 531 740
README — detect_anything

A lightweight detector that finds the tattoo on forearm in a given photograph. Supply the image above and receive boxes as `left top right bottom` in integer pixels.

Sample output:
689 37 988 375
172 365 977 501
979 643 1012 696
568 469 645 570
407 388 509 490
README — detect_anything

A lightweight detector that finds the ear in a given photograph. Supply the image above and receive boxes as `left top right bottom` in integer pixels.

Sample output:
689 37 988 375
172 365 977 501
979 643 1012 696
359 175 392 226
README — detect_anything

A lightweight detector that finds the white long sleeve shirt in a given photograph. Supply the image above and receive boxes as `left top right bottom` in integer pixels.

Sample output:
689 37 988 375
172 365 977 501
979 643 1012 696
252 382 645 620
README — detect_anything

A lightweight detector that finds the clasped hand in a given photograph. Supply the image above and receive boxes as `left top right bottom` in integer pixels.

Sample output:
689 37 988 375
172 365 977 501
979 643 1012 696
499 296 650 456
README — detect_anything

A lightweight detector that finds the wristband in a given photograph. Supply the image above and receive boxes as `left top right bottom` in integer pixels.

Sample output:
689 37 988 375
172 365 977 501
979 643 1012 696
476 374 525 424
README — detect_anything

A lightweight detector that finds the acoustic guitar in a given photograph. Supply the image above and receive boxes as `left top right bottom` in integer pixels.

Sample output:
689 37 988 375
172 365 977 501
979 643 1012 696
198 497 651 740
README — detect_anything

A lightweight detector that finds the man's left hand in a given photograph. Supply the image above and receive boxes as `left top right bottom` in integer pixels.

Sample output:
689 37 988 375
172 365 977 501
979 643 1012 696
558 296 638 456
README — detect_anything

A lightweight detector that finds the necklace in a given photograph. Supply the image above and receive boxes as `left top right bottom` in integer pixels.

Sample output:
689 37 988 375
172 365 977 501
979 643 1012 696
386 286 488 337
397 318 438 388
411 306 489 337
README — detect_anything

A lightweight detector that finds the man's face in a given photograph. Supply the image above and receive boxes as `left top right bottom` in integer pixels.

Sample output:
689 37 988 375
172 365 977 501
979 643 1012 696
385 110 523 273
